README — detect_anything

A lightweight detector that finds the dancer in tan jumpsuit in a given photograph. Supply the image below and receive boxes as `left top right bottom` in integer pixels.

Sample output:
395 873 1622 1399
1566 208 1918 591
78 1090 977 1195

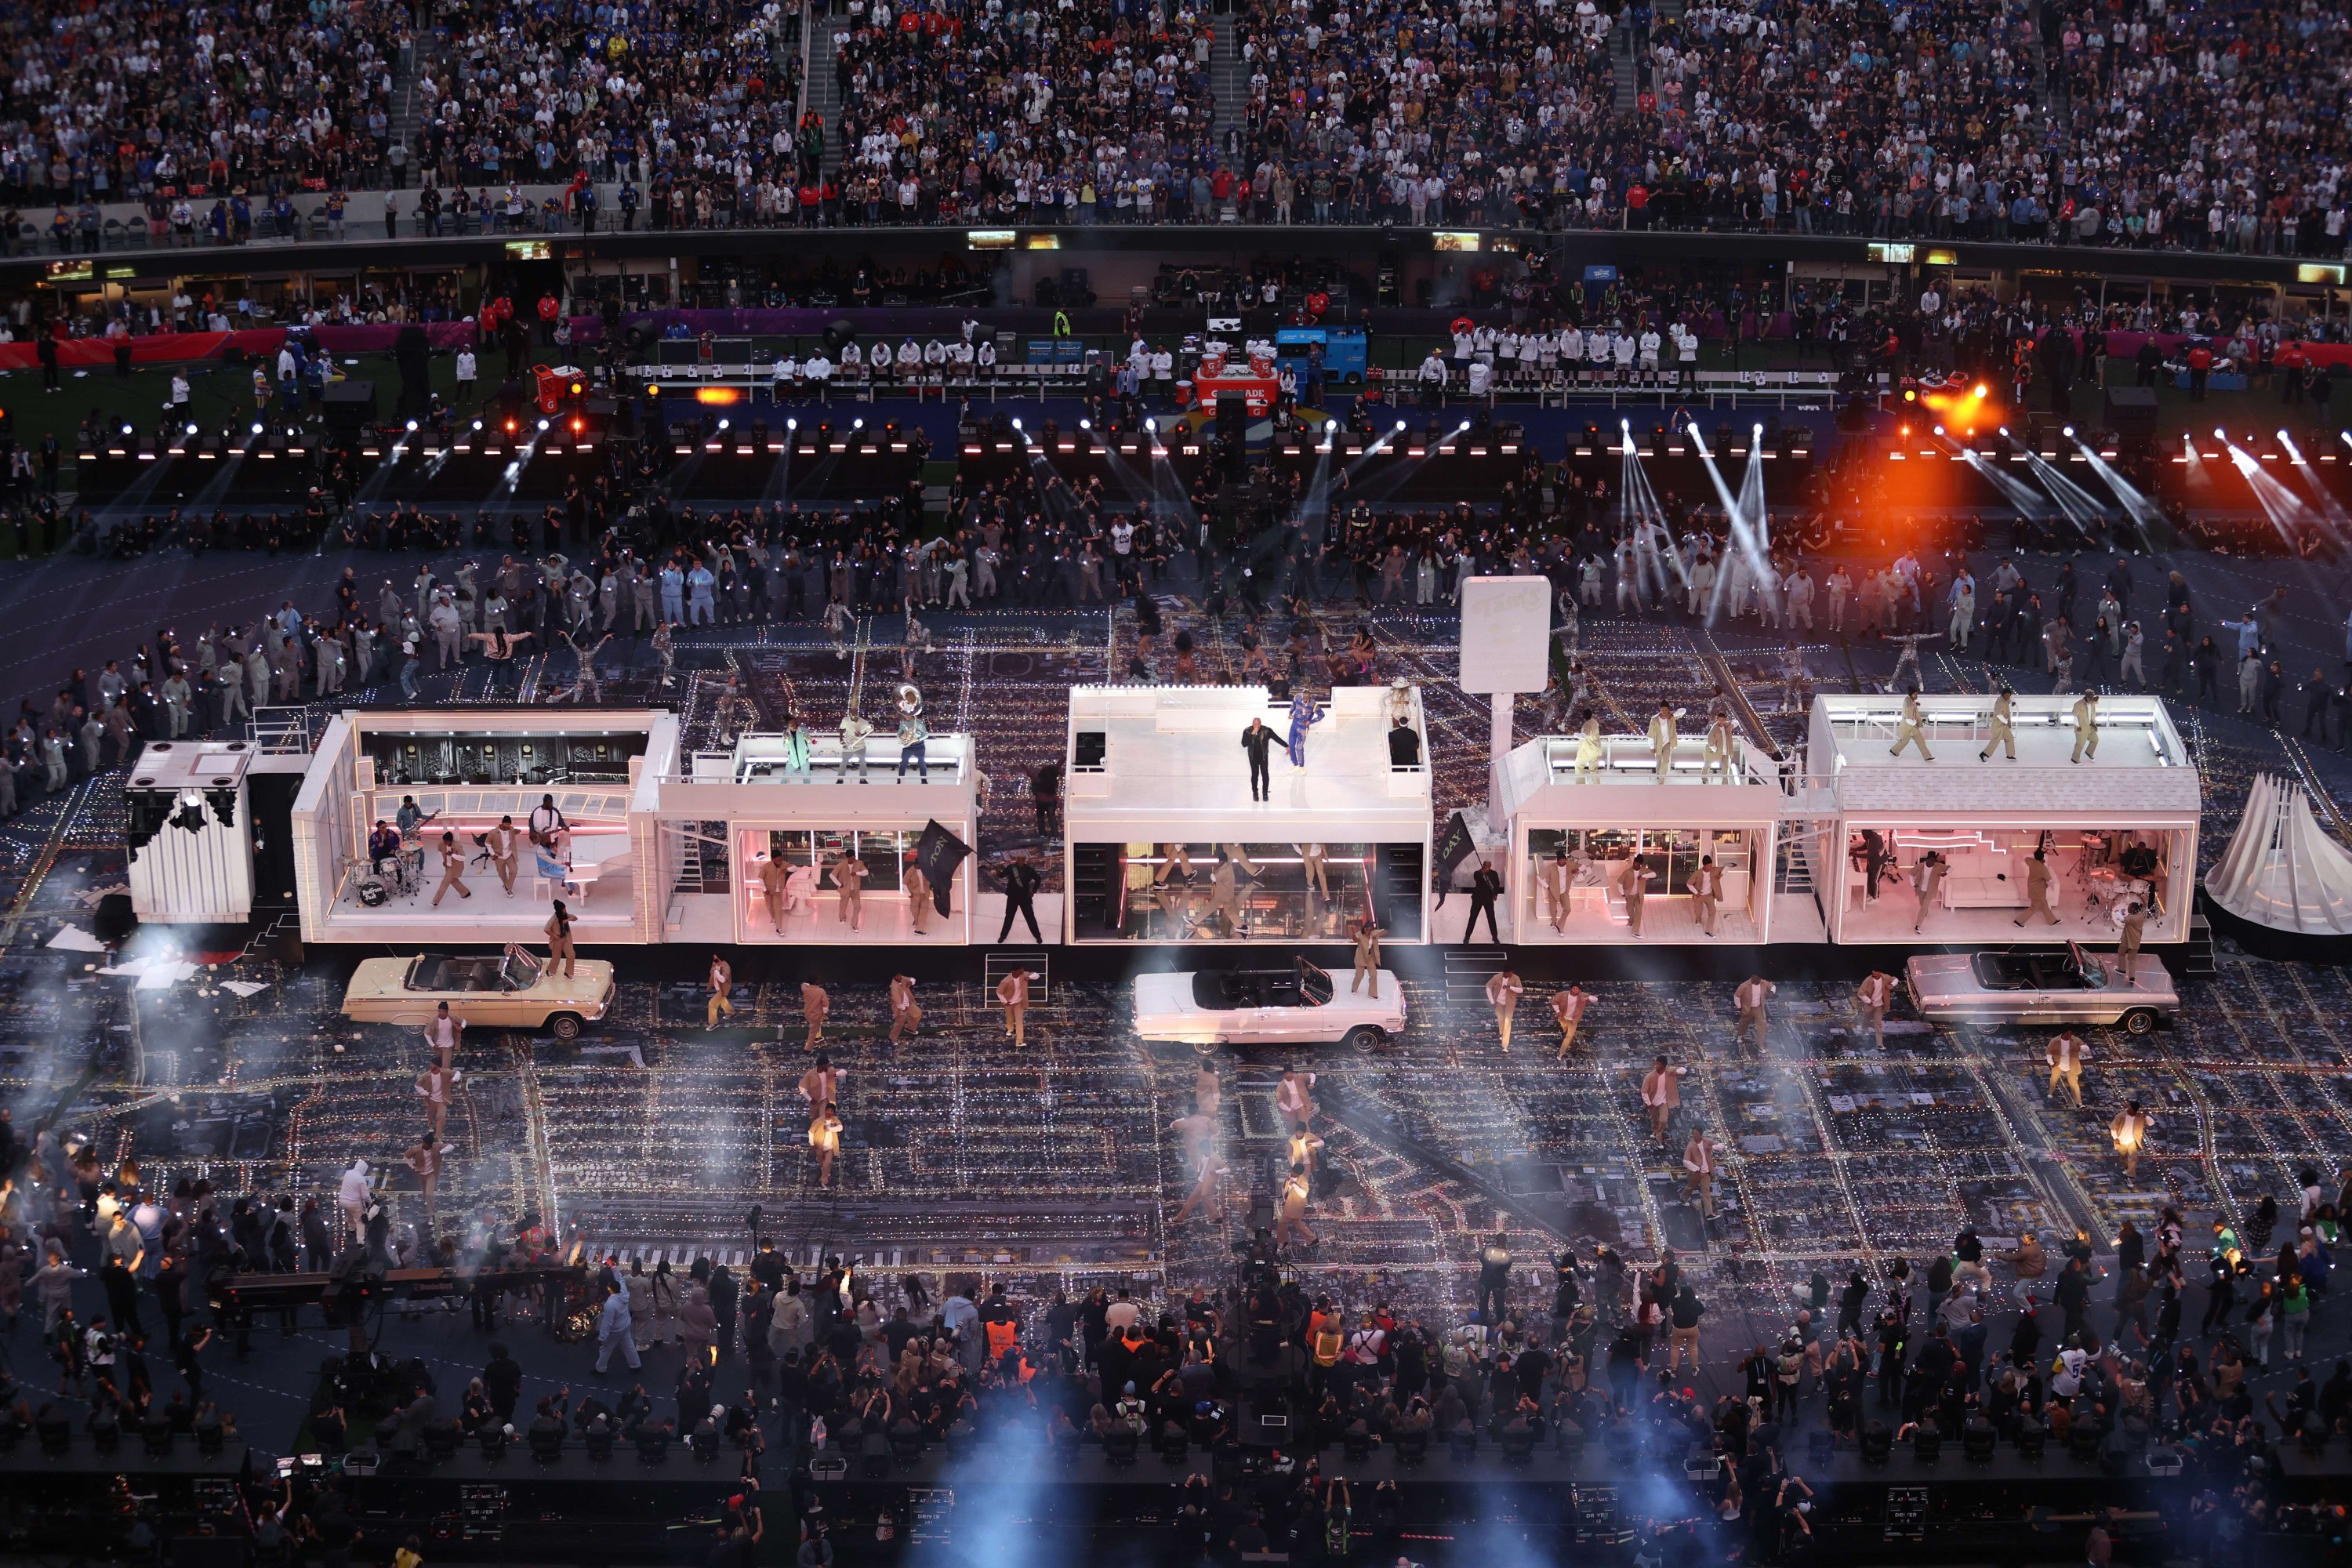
2046 1030 2088 1106
797 1054 843 1120
1553 984 1591 1058
431 831 472 905
1275 1162 1316 1249
1978 686 2016 761
996 967 1034 1046
903 863 931 935
1351 917 1385 996
760 853 790 932
1691 855 1725 935
1889 688 1934 760
1855 970 1896 1047
1486 967 1524 1052
831 849 867 930
2071 688 2100 763
414 1062 456 1140
487 815 521 894
1539 846 1572 931
2017 848 2060 927
1640 1056 1681 1142
887 975 922 1042
1733 974 1773 1051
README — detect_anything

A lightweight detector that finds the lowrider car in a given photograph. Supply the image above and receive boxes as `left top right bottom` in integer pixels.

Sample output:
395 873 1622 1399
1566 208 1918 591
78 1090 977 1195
1134 961 1405 1048
342 943 615 1039
1904 942 2174 1033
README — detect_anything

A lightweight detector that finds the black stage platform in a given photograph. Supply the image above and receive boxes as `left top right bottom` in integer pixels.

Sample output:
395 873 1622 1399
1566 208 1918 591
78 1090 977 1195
4 1410 2347 1563
797 1428 2352 1497
797 1430 2349 1565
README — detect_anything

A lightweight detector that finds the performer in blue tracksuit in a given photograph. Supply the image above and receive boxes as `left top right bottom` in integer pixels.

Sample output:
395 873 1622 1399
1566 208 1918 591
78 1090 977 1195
1286 692 1326 767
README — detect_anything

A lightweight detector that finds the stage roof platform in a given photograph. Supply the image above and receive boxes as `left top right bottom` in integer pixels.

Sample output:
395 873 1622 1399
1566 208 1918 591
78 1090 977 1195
1808 692 2201 818
1497 730 1787 826
1063 684 1429 839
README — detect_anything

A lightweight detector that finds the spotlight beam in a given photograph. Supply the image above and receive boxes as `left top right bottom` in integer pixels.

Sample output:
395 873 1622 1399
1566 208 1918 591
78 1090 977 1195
2071 437 2167 550
1614 424 1690 608
1684 420 1775 626
2222 438 2333 555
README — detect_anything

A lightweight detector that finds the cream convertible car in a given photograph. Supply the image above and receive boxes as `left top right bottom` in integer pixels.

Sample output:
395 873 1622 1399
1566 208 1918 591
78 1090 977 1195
1134 960 1406 1049
342 945 616 1039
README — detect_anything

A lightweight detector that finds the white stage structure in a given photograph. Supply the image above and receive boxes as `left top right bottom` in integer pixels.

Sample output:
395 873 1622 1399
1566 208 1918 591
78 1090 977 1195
291 710 671 946
1799 693 2199 946
663 726 978 947
289 708 978 946
126 740 258 925
1494 728 1785 944
1062 684 1432 944
2205 771 2352 936
1458 576 1554 830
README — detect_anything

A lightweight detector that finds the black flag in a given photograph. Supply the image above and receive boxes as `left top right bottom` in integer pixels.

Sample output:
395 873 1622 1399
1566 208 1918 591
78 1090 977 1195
913 819 970 919
1432 811 1476 906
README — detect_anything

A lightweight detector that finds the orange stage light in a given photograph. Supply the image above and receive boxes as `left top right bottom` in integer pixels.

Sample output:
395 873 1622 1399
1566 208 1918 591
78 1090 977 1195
695 387 742 406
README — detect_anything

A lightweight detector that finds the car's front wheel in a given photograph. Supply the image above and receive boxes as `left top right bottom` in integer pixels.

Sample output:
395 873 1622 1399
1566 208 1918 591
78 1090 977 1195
1341 1025 1388 1051
546 1012 583 1041
2120 1007 2158 1036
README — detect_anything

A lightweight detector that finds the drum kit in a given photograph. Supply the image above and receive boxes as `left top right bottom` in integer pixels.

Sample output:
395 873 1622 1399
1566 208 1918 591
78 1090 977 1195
354 838 424 906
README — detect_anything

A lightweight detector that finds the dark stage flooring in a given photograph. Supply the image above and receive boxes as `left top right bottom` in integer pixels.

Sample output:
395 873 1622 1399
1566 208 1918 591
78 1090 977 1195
1 521 2351 1560
9 942 2352 1469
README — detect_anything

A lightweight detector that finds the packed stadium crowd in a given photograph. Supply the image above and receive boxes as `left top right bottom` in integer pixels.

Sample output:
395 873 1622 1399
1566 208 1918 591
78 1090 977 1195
0 0 415 208
0 0 2340 252
0 0 808 242
0 1124 2336 1563
2045 0 2352 254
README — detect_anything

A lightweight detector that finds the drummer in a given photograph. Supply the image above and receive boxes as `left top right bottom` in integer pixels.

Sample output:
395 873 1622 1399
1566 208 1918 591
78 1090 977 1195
367 818 403 875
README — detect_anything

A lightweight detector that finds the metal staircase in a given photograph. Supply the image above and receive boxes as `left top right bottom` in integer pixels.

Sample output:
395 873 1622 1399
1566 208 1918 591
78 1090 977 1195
2179 913 2218 978
1609 16 1639 113
1441 946 1508 1004
386 38 439 178
802 20 846 176
1773 834 1813 898
2027 0 2063 140
982 951 1050 997
659 821 730 930
1210 21 1250 156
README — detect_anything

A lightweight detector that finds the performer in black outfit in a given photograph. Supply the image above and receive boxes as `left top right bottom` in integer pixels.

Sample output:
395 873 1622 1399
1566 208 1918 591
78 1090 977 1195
1240 715 1276 802
1465 859 1504 945
997 849 1044 942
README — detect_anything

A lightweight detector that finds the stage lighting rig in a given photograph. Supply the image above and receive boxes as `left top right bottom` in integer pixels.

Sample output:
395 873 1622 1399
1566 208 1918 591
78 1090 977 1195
124 793 172 853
